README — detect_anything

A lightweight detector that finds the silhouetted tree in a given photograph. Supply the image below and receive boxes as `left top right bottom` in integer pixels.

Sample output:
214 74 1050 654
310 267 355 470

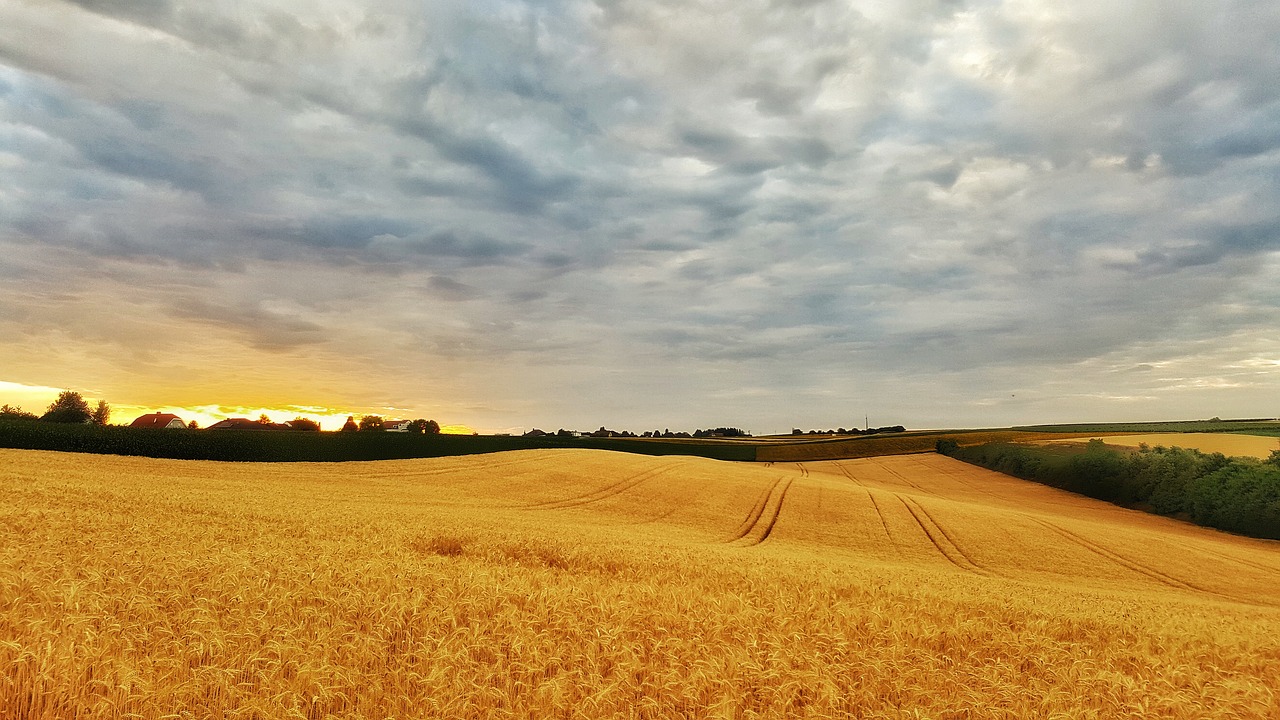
0 404 38 420
91 400 111 426
341 416 358 433
42 391 92 424
410 419 441 434
359 415 384 431
258 413 273 425
288 417 321 432
188 420 200 429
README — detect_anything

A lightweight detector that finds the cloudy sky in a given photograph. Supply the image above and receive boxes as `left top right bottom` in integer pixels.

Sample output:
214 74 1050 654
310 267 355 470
1 0 1278 433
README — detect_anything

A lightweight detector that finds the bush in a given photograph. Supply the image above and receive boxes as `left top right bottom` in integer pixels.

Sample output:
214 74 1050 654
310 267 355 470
949 441 1280 540
1187 462 1280 539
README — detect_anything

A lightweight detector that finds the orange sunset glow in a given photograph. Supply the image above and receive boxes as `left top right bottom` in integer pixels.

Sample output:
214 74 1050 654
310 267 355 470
0 381 472 433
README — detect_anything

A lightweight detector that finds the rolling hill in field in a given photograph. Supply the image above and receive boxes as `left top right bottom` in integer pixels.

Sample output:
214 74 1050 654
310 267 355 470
2 447 1279 718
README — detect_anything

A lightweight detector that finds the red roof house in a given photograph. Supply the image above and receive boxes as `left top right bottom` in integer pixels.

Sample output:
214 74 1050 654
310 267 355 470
130 412 187 429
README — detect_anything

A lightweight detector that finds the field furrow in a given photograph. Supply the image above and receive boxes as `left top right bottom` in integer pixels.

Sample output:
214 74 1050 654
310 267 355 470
896 495 985 575
904 496 990 575
1025 516 1216 595
526 465 670 510
746 477 796 546
726 476 784 542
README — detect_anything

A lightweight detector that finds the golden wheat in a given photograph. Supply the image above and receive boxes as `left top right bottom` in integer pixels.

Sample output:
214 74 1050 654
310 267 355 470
2 447 1278 718
1042 432 1280 460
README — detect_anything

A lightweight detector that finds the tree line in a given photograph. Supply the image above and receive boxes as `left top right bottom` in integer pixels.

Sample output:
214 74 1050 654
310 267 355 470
938 438 1280 540
792 426 906 436
1 392 443 435
2 391 110 426
522 427 751 439
343 416 441 434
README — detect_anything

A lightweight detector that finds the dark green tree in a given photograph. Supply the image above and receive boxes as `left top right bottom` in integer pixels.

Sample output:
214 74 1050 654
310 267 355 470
409 419 441 434
0 404 38 420
41 391 93 424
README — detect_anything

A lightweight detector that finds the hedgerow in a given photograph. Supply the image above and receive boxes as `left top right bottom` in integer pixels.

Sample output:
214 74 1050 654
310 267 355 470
938 439 1280 539
0 417 757 462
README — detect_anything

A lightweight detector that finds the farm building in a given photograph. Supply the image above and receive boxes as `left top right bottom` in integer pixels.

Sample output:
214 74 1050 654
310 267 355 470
384 419 413 432
206 418 289 431
130 412 187 429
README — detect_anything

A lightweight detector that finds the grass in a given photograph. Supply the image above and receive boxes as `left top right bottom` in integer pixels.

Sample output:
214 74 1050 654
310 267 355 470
1228 427 1280 438
3 448 1279 717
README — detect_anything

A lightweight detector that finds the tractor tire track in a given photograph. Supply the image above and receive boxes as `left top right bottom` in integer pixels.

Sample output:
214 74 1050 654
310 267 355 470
725 475 795 546
1193 546 1280 577
836 463 895 545
836 462 866 487
915 456 1004 499
906 497 989 574
897 495 986 575
525 465 670 510
416 452 552 480
726 476 784 542
879 461 935 496
866 490 894 545
1026 517 1229 597
748 477 796 546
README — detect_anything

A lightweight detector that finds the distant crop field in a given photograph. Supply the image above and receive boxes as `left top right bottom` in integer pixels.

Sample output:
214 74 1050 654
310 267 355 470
1229 427 1280 438
754 430 1128 462
1044 432 1280 459
1016 419 1280 434
3 448 1279 718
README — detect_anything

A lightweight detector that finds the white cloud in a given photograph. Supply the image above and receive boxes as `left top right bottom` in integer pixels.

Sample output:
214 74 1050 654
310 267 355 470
0 0 1277 431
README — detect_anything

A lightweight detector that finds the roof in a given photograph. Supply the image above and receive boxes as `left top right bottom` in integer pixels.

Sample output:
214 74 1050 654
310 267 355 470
206 418 289 431
130 413 184 429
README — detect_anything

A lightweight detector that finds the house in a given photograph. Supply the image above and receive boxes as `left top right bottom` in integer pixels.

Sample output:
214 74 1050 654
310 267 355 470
206 417 289 431
383 419 413 432
130 412 187 429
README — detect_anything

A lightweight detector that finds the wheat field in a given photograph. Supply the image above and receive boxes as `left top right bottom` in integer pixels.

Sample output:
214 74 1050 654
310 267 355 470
2 448 1279 719
1044 432 1280 460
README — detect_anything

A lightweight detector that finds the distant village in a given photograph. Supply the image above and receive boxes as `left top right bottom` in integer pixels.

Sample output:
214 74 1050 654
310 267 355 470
0 391 442 434
130 413 444 434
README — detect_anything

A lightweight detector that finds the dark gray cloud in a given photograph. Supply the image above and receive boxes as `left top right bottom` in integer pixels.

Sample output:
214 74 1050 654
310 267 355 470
1 0 1278 431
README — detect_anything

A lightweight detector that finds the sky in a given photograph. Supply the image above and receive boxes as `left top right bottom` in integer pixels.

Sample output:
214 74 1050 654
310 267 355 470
1 0 1278 434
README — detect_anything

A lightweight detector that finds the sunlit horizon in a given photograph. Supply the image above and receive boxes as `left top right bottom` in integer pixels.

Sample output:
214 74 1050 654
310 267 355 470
0 381 475 434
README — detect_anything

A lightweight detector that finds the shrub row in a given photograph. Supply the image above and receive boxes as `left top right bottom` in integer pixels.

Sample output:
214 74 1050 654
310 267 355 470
937 439 1280 540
